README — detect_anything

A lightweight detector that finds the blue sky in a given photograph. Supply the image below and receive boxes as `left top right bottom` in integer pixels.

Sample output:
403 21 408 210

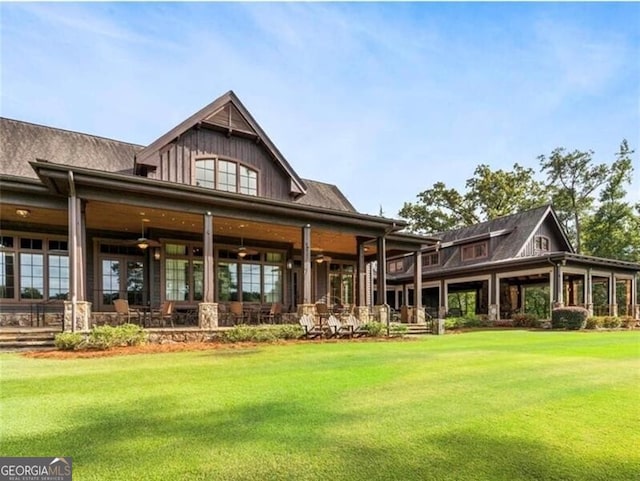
1 2 638 217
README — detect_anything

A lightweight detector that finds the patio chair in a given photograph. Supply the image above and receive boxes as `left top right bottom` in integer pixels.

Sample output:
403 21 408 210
150 301 174 327
325 314 349 338
229 301 245 324
343 313 367 338
299 314 323 339
262 303 282 324
113 299 142 325
315 302 330 324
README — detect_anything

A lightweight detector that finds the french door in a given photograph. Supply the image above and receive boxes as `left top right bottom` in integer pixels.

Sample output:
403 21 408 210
100 257 144 310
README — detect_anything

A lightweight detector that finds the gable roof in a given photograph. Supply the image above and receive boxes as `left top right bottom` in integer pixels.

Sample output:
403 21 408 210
0 117 141 179
0 117 356 215
433 205 573 269
134 90 307 196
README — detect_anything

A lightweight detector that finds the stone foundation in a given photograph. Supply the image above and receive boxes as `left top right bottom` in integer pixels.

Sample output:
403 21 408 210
355 306 370 324
374 304 390 324
297 304 316 317
198 302 218 329
64 301 92 332
147 329 220 344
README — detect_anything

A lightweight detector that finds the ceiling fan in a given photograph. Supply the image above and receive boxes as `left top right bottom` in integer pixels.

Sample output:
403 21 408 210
128 219 161 250
236 225 258 258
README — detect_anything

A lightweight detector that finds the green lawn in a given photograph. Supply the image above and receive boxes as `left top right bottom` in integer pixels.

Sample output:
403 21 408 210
1 331 639 481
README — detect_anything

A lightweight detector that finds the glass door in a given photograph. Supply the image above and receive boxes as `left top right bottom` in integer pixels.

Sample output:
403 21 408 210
100 257 144 310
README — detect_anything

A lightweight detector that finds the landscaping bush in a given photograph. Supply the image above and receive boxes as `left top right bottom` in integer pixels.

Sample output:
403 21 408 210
220 324 304 343
602 316 621 329
444 317 484 329
551 307 588 330
87 325 119 349
114 323 148 346
54 332 85 351
389 322 408 337
620 316 637 329
362 321 385 337
512 313 539 328
86 324 148 350
585 317 602 330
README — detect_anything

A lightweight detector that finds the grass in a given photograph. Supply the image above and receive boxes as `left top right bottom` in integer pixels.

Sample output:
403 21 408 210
1 330 639 481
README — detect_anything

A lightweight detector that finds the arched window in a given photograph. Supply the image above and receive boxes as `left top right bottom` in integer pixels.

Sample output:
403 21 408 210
194 158 257 195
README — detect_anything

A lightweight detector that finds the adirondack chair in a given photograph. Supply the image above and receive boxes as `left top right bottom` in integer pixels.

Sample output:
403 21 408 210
325 314 349 338
299 314 323 339
343 313 366 338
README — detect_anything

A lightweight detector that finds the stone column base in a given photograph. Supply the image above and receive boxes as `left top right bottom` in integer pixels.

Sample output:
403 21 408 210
585 303 594 317
553 302 565 309
488 304 498 321
438 306 447 319
64 301 92 332
355 306 370 324
415 308 426 324
634 305 640 320
611 303 618 317
297 304 316 317
198 302 218 329
374 304 390 324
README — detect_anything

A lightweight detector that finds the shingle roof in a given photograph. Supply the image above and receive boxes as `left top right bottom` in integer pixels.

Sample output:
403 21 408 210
295 179 356 212
0 117 355 213
0 117 142 179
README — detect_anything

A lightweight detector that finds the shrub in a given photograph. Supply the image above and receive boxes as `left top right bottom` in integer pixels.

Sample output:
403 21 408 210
114 323 148 346
362 321 386 337
551 307 588 330
444 317 483 329
620 316 637 329
220 324 304 343
54 332 85 351
602 316 621 329
87 325 119 349
512 313 539 328
585 317 602 330
389 322 408 337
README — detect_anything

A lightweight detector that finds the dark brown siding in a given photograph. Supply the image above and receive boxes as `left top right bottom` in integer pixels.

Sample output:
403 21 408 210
519 216 568 257
151 127 291 200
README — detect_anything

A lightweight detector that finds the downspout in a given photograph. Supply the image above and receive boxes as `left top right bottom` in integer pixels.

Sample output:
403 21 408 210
69 171 77 332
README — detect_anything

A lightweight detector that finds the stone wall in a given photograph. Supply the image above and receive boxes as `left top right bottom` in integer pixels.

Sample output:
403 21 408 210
147 329 219 344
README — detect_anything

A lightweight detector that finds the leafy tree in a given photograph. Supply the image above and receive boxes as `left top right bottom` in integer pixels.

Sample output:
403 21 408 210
399 164 547 233
538 148 610 253
583 140 639 261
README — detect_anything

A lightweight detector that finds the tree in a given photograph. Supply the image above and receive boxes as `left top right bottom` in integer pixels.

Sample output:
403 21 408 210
582 140 640 261
539 148 610 253
399 164 547 233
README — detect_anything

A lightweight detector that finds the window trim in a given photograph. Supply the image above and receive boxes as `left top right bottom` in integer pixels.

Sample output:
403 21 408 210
193 156 259 196
461 241 488 261
534 235 550 252
421 252 440 267
0 231 69 303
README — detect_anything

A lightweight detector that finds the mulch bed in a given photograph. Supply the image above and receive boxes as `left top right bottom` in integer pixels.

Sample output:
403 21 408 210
22 336 414 360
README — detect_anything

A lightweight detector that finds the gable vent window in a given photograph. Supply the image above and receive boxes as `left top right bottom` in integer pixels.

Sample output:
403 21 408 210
195 158 257 196
534 236 550 252
461 242 488 261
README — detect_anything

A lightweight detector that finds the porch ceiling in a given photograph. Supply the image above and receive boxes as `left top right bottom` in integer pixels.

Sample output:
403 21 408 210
87 201 370 256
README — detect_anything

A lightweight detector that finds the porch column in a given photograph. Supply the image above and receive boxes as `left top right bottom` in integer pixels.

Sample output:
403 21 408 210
489 273 498 321
413 251 424 323
298 224 314 316
356 237 367 307
376 236 387 305
439 279 447 318
610 273 618 317
632 275 639 319
198 212 218 329
554 263 564 308
585 268 593 316
64 173 90 332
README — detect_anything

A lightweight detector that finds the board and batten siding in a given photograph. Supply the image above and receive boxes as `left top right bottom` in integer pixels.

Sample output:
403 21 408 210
149 127 292 201
518 216 569 257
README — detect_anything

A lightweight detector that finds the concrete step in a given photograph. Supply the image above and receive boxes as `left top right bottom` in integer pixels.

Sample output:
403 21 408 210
0 328 58 350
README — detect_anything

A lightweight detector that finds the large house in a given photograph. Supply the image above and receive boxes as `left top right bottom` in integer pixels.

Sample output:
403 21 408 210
1 91 638 332
0 91 433 330
386 205 640 321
